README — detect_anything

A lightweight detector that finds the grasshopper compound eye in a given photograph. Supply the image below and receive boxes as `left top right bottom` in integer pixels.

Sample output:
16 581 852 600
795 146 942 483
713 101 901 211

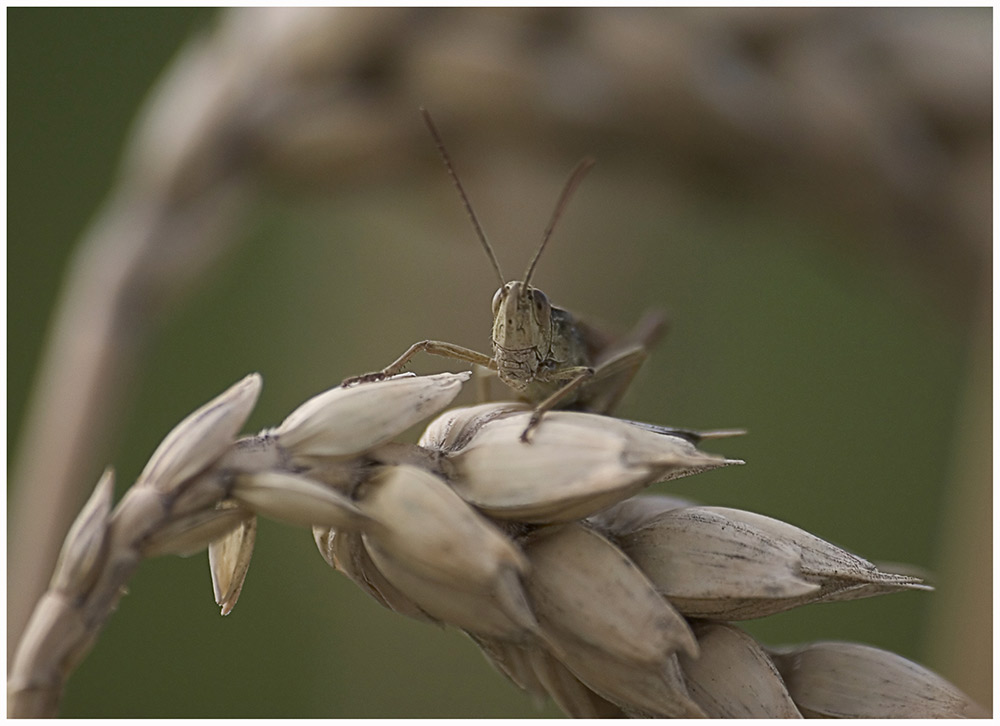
531 288 552 330
491 287 504 316
530 287 549 310
530 288 551 323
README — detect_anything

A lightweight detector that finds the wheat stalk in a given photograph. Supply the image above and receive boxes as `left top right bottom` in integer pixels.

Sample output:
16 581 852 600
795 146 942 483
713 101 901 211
7 372 986 717
8 8 422 654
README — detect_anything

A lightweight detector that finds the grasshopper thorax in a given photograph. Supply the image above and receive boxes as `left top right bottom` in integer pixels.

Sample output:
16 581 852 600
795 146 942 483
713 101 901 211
491 281 553 387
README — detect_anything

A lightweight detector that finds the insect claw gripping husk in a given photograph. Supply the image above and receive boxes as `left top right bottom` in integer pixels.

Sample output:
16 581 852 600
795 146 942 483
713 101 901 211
9 372 985 718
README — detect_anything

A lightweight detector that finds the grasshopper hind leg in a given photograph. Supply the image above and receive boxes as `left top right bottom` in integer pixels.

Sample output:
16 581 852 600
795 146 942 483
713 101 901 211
574 308 668 415
574 346 649 415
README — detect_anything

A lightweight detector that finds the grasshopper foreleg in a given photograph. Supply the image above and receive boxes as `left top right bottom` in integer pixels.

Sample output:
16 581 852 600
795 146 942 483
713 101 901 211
520 365 595 442
519 342 655 442
342 340 495 386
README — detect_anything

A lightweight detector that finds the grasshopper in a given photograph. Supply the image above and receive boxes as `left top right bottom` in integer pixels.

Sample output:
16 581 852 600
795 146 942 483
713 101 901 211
344 110 666 441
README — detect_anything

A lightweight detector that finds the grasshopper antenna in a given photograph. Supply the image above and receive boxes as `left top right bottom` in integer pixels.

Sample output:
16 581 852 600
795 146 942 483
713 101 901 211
523 157 596 287
420 108 506 287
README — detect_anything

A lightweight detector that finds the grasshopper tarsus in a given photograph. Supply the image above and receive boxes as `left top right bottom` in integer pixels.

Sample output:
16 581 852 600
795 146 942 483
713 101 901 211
515 365 596 442
519 418 539 444
341 371 391 387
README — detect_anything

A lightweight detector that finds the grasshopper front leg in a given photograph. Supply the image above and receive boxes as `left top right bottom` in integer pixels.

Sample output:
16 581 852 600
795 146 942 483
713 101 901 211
520 365 594 442
342 340 495 386
519 344 653 442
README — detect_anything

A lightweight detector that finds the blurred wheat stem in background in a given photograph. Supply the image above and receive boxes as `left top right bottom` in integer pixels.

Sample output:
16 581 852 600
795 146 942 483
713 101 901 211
9 6 990 713
7 373 986 717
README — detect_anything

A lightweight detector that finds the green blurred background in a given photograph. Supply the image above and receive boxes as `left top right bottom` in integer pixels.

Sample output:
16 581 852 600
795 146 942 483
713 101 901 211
8 7 991 717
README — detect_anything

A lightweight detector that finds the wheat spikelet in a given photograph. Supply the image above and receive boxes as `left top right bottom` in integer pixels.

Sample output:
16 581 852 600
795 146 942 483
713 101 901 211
7 372 986 717
11 11 990 664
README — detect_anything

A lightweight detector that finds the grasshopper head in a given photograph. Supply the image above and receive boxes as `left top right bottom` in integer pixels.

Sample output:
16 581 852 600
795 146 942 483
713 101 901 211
491 281 553 381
